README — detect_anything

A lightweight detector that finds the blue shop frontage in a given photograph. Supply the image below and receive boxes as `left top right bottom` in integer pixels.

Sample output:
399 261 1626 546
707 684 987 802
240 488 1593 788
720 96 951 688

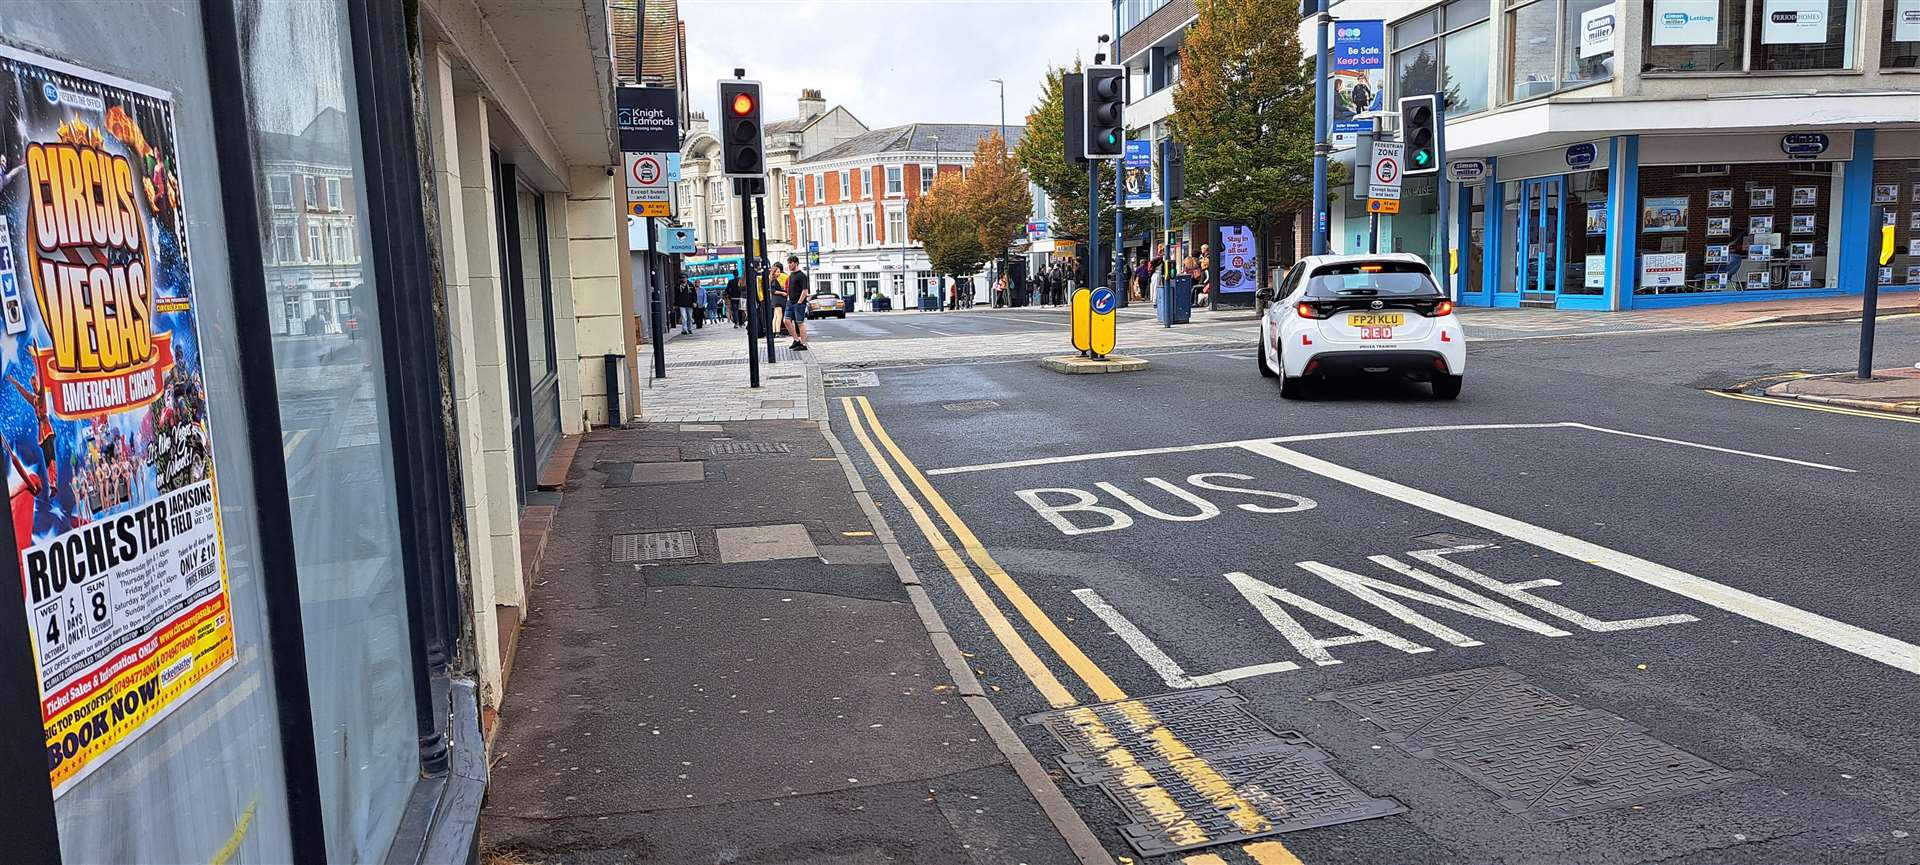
1335 128 1920 311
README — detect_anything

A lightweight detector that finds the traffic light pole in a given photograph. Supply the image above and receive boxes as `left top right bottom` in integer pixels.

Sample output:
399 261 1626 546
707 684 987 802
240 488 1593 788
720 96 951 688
1311 0 1330 256
647 216 666 379
1859 205 1884 379
754 189 776 365
1086 159 1100 295
738 183 760 388
1435 100 1451 300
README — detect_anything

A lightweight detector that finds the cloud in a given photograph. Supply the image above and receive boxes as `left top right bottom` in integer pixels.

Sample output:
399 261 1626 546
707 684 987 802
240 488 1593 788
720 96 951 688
679 0 1108 131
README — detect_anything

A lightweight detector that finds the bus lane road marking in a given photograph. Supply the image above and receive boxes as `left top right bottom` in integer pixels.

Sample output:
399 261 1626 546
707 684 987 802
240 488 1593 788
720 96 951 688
1240 440 1920 677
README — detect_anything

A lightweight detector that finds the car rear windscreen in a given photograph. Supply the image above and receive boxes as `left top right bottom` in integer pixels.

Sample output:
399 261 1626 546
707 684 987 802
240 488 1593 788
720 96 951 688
1304 262 1441 298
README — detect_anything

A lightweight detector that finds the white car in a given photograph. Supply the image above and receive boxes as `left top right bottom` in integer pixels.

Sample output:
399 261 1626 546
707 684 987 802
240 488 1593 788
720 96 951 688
1256 253 1466 399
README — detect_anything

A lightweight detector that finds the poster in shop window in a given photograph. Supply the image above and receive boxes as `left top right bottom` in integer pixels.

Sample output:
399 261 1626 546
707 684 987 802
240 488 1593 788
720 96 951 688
1791 186 1818 206
1899 0 1920 41
1874 183 1899 204
1761 0 1830 43
1650 0 1722 45
1881 266 1895 285
1907 265 1920 284
1706 189 1732 209
1707 216 1731 236
1790 214 1817 234
0 46 234 796
1750 187 1774 208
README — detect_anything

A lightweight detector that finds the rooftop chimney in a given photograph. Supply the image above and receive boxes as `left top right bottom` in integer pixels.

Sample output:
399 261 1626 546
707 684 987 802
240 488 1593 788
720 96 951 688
797 88 826 120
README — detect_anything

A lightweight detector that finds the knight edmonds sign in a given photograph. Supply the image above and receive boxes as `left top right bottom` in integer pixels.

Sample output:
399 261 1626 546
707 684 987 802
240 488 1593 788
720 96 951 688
617 86 679 153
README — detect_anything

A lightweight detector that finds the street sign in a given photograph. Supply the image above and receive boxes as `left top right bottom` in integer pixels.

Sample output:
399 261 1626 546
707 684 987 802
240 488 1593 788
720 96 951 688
625 152 672 217
808 239 821 268
616 86 679 152
1332 20 1385 69
1446 159 1488 183
1089 286 1117 356
1027 219 1050 241
659 227 696 254
1782 132 1830 158
1367 198 1401 214
1368 141 1403 201
1565 142 1598 169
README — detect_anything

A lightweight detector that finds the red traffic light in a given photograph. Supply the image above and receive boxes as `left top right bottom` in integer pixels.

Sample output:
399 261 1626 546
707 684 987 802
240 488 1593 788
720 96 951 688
730 92 755 116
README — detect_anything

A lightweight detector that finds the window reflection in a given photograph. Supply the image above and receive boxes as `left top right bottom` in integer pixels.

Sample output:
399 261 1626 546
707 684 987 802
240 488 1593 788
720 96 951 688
241 0 418 860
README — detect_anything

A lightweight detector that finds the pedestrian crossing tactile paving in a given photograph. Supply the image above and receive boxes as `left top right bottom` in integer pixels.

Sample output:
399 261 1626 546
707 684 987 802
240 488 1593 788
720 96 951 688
1024 687 1403 857
1319 666 1755 821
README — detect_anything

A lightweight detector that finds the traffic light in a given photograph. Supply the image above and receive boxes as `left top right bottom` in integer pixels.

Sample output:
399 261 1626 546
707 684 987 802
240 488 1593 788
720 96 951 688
1399 93 1439 176
1083 65 1125 160
718 79 764 177
1164 140 1186 200
1062 72 1086 166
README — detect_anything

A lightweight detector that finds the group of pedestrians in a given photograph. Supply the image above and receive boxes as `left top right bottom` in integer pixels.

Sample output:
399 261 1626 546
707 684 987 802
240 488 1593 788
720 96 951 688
712 256 811 351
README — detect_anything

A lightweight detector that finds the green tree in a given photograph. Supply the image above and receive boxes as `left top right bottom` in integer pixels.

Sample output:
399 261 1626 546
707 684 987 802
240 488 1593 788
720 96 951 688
910 172 989 286
1172 0 1329 287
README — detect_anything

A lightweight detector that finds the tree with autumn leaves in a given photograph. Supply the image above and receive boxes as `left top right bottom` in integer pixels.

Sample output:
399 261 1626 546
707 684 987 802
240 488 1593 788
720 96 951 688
910 132 1031 295
1014 66 1155 249
1171 0 1326 288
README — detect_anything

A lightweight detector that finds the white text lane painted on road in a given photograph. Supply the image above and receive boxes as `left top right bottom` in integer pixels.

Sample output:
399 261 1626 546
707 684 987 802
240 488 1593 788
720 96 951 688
924 421 1855 476
1241 440 1920 676
1017 472 1316 536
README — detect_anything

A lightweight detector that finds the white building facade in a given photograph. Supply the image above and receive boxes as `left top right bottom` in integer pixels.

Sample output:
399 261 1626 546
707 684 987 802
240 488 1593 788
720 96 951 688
677 89 867 257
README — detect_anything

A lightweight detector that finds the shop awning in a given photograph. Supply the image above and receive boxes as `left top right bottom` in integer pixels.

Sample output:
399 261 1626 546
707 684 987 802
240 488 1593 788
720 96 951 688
1445 90 1920 159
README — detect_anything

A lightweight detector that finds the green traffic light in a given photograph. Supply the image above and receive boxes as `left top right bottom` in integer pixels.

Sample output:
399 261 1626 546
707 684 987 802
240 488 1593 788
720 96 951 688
1413 150 1431 166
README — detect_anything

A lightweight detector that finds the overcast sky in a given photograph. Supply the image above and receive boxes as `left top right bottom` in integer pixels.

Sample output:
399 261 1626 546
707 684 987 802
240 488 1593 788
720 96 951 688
680 0 1110 132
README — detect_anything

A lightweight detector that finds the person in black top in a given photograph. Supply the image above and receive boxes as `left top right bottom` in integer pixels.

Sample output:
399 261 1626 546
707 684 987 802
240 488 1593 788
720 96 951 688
724 275 745 327
674 280 697 335
783 255 811 351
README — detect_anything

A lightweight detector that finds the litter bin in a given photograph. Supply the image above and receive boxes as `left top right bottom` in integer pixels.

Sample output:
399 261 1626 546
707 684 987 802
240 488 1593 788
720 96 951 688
920 291 940 311
1158 275 1194 325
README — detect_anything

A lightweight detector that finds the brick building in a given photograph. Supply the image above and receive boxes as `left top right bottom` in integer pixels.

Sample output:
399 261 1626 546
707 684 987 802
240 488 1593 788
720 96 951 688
787 123 1022 309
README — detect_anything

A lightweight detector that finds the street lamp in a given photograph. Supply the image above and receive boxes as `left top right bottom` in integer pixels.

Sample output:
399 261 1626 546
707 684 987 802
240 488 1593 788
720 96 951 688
988 78 1005 152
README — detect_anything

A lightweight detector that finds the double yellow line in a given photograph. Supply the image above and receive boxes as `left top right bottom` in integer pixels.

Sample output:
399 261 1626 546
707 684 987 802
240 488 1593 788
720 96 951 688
839 395 1303 865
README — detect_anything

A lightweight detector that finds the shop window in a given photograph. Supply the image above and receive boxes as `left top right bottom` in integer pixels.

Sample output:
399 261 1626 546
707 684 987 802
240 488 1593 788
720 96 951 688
1563 170 1610 295
239 0 421 858
1644 0 1855 71
1872 159 1920 288
1634 161 1840 294
863 272 881 297
1506 0 1617 102
1886 0 1920 66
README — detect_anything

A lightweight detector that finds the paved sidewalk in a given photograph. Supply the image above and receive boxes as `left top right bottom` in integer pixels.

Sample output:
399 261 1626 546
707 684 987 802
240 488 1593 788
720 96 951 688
480 416 1097 864
637 323 814 422
1766 366 1920 415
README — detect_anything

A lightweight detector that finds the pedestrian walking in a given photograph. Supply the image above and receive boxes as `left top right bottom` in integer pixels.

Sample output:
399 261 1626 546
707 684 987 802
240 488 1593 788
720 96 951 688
674 280 697 335
783 255 811 351
725 275 745 327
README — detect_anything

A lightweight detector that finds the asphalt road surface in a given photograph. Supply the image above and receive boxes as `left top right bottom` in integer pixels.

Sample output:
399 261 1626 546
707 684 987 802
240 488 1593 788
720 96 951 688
827 313 1920 865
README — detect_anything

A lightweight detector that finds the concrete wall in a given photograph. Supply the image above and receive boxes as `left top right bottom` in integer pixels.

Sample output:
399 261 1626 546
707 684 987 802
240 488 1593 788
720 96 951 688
566 168 628 428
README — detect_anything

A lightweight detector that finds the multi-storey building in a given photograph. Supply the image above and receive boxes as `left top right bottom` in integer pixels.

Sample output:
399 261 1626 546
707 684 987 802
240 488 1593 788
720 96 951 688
261 110 364 335
787 124 1023 309
1311 0 1920 310
678 89 867 257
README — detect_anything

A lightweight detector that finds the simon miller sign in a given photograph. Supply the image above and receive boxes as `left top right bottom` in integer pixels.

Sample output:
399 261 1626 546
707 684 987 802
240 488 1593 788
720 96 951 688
617 86 679 153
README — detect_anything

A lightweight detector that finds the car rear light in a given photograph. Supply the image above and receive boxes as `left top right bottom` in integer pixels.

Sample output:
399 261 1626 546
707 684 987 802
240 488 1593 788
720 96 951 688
1423 299 1454 317
1295 301 1326 319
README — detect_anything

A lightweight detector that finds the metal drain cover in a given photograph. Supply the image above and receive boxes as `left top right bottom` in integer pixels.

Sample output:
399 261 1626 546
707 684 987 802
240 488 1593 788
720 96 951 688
1320 667 1754 820
823 371 879 388
611 530 698 562
708 441 790 456
1025 687 1402 857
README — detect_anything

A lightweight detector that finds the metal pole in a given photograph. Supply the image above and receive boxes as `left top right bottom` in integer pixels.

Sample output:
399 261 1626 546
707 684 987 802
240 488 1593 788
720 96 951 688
1435 99 1452 300
1113 146 1125 306
1087 158 1100 294
1312 0 1330 256
647 216 666 378
1369 213 1379 253
1859 205 1883 379
739 183 761 387
1161 140 1172 327
754 188 775 365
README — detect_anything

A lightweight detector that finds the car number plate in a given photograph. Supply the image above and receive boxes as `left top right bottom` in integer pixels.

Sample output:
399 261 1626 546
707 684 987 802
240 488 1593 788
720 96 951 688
1347 312 1405 327
1359 326 1394 340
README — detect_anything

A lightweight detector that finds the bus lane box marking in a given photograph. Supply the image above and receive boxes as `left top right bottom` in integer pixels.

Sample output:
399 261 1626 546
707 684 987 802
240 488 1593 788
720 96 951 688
1024 687 1404 856
1319 667 1756 820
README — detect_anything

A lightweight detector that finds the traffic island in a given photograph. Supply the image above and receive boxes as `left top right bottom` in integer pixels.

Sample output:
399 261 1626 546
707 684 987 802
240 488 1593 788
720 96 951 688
1762 368 1920 415
1040 354 1150 374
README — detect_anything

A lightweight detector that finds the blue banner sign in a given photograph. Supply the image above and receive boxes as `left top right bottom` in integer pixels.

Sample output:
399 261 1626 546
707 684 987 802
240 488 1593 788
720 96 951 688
1333 20 1385 70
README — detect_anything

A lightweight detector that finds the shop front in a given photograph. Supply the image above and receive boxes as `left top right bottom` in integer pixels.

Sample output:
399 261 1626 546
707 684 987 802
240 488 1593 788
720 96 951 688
1439 129 1919 310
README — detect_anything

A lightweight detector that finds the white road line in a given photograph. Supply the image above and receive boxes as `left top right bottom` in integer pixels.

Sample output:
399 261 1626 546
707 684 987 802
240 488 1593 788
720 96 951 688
1073 588 1302 688
1241 440 1920 677
924 423 1571 475
1564 422 1856 473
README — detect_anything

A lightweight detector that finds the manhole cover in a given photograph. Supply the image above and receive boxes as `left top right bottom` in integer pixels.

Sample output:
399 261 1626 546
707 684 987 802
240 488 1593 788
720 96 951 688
708 442 790 456
1025 688 1402 857
1319 667 1754 820
824 371 879 388
611 530 698 562
941 399 1001 412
